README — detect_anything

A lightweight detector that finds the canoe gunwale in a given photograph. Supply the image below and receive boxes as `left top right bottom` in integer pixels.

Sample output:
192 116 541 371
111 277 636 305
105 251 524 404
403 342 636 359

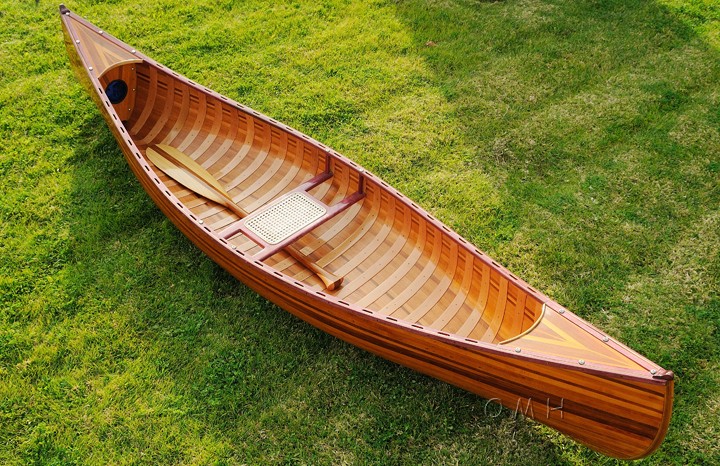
59 6 670 385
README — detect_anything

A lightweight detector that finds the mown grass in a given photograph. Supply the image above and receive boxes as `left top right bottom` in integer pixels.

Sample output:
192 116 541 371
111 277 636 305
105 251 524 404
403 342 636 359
1 0 718 464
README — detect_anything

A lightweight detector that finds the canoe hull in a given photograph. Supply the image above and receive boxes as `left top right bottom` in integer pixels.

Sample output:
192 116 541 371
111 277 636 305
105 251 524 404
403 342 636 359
61 6 673 459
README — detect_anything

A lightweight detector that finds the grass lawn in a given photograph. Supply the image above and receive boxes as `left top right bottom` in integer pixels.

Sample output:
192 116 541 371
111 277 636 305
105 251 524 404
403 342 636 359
1 0 718 464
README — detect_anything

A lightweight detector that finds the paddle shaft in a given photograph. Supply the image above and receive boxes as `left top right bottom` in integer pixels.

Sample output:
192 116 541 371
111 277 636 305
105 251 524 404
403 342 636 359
146 146 343 290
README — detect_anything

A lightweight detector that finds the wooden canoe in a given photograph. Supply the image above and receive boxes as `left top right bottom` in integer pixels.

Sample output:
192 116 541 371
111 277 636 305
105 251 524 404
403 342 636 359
60 5 673 459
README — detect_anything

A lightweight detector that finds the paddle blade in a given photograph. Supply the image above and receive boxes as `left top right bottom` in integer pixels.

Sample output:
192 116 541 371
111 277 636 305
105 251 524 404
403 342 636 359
155 144 230 197
146 147 236 212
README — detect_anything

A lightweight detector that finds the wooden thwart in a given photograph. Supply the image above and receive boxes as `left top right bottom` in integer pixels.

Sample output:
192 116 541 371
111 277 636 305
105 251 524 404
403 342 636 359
146 144 346 290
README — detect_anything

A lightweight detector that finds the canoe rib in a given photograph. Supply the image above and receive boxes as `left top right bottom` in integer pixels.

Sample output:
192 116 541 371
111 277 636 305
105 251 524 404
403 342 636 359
60 5 673 459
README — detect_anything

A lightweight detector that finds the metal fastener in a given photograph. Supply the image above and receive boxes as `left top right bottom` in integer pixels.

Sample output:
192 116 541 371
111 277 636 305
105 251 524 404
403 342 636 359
514 347 521 353
602 336 610 342
88 66 93 71
578 359 585 365
558 308 565 314
650 369 657 375
198 219 204 224
75 39 80 44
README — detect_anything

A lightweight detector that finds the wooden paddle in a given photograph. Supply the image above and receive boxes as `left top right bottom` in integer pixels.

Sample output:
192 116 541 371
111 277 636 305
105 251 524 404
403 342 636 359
146 144 343 290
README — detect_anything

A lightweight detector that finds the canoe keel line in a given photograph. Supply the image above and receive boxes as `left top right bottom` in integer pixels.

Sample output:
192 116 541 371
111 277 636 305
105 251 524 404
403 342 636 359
60 5 673 459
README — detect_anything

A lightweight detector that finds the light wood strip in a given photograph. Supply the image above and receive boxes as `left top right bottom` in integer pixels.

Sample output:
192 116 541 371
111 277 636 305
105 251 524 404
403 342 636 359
177 92 207 152
162 85 191 145
139 77 176 145
480 278 509 342
335 204 412 300
454 262 491 338
191 100 224 156
430 252 474 330
129 67 157 135
223 121 272 191
389 229 446 315
201 111 240 170
355 217 427 308
166 93 198 148
244 138 304 211
312 201 371 263
216 114 255 179
290 185 380 280
398 239 459 322
326 194 397 292
193 121 276 223
236 128 289 203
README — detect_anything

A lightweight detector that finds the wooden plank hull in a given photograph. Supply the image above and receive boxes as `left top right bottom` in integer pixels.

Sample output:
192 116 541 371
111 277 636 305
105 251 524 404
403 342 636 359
60 5 673 459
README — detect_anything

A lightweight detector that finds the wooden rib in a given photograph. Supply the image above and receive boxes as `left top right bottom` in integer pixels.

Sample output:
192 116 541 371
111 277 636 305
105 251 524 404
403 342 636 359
193 107 233 168
397 238 458 323
139 76 176 145
314 200 374 264
479 278 509 342
165 92 194 148
186 113 262 221
215 113 255 179
454 262 492 338
387 228 445 313
190 99 224 156
428 252 474 330
306 158 343 205
200 108 240 170
131 78 169 144
289 187 380 281
355 216 427 308
176 92 207 152
186 112 250 220
235 128 289 203
129 66 157 135
223 121 272 191
329 194 399 295
161 85 192 144
244 138 304 211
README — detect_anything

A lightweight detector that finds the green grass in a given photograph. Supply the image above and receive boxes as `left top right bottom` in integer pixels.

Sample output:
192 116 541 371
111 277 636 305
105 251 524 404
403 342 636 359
1 0 718 464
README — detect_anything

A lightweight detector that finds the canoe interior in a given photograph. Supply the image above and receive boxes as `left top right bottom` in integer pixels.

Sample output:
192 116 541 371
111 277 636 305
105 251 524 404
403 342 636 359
102 61 544 344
